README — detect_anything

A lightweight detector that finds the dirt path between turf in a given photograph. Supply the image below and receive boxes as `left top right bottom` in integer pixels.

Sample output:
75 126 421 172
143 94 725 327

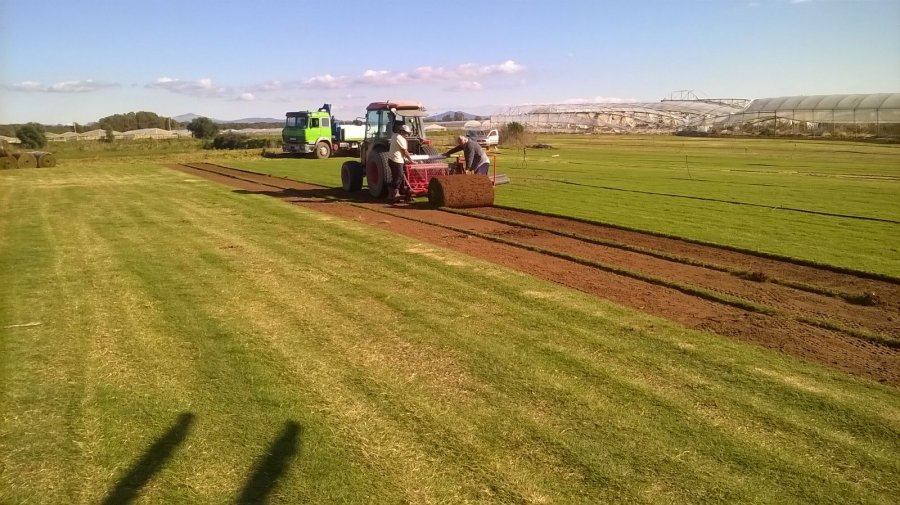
172 163 900 386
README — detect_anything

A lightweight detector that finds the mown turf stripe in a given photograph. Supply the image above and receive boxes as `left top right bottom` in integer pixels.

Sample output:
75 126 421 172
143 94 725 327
490 204 900 284
518 176 900 224
347 202 775 315
442 207 880 304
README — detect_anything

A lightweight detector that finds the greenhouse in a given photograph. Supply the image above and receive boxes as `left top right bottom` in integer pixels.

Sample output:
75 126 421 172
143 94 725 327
490 92 900 138
490 91 750 134
686 93 900 138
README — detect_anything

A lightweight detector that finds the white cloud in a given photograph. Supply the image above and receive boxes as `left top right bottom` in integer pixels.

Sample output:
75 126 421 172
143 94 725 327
5 81 43 92
253 80 287 92
245 60 525 92
147 77 230 98
790 0 813 3
237 92 255 101
447 81 483 91
355 69 411 86
48 80 119 93
5 79 118 93
301 74 346 89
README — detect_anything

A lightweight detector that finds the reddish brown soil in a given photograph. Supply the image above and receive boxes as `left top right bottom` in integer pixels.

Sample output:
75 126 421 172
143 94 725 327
172 163 900 386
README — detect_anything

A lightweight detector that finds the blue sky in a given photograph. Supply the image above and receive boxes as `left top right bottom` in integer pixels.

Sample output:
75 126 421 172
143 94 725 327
1 0 898 124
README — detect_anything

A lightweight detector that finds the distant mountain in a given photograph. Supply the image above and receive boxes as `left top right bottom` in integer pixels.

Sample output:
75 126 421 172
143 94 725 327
173 113 210 123
173 113 281 125
221 117 282 124
425 111 483 122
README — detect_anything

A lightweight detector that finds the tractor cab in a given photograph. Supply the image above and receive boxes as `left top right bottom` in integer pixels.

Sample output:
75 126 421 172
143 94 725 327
360 101 435 161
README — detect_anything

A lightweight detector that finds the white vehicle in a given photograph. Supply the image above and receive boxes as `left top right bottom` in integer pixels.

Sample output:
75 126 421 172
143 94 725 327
466 128 499 148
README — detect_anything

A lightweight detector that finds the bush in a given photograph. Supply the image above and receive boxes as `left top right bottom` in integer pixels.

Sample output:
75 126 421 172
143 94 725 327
15 123 47 149
500 122 528 147
208 132 269 150
187 117 219 140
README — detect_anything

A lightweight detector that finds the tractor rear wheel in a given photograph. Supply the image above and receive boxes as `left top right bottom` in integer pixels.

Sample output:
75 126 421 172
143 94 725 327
315 141 332 159
367 151 392 198
341 161 364 192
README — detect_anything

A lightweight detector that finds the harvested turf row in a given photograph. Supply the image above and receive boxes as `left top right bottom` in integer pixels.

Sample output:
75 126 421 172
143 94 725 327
171 163 900 385
353 203 900 349
176 162 899 342
443 207 888 305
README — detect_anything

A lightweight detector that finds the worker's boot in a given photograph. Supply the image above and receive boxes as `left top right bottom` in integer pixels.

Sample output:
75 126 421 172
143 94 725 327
388 187 399 202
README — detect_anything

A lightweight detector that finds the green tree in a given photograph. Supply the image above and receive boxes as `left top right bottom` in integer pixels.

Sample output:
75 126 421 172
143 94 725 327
15 123 47 149
452 111 465 121
97 111 176 132
187 117 219 139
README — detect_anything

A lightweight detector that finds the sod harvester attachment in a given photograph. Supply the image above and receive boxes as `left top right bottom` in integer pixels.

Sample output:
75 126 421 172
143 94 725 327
339 100 505 208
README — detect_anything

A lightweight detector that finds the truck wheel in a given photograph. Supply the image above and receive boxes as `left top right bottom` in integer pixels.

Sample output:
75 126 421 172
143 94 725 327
315 141 332 159
341 161 364 192
367 151 392 198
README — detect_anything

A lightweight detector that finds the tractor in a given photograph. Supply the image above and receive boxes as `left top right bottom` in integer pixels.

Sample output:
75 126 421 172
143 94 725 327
340 101 441 196
339 100 496 208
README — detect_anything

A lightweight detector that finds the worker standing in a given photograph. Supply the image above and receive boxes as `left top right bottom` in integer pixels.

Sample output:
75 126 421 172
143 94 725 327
387 124 414 201
443 135 490 175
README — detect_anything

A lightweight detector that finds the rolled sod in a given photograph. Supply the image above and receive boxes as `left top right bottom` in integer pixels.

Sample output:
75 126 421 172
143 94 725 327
14 152 37 169
428 175 495 208
34 151 57 167
0 155 16 169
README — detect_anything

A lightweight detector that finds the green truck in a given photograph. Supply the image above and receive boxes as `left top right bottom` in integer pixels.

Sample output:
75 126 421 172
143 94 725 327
282 104 365 159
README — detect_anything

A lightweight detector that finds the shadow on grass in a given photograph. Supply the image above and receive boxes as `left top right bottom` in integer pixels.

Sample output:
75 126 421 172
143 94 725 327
102 412 194 505
233 187 436 210
236 421 302 505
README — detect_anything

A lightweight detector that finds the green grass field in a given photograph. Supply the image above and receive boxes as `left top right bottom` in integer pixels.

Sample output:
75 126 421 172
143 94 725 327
2 152 899 503
233 135 900 277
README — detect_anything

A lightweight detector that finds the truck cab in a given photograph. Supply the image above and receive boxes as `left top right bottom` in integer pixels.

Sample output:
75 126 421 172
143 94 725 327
282 110 332 155
282 104 363 159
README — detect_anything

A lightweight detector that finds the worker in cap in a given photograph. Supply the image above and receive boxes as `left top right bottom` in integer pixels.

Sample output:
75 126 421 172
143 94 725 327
443 135 490 175
387 123 414 201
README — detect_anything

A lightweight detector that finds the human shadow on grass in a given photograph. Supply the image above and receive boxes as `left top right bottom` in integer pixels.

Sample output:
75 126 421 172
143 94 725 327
236 421 302 505
101 412 194 505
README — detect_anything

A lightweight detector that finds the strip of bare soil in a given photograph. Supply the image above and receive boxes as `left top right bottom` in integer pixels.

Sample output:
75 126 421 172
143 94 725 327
171 163 900 385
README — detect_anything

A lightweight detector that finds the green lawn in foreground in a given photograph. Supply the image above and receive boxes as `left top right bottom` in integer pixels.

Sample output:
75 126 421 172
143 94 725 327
2 162 898 503
233 135 900 276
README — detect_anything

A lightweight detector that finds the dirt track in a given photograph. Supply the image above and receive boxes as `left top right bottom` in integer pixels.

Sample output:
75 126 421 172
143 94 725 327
172 163 900 386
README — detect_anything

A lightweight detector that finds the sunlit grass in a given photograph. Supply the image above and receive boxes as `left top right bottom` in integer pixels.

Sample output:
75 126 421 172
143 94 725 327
2 162 898 503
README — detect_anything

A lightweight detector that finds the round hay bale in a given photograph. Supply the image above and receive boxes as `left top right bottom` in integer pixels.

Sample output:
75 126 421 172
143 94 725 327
428 175 494 208
0 139 9 157
14 152 37 169
33 151 57 168
0 155 16 170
